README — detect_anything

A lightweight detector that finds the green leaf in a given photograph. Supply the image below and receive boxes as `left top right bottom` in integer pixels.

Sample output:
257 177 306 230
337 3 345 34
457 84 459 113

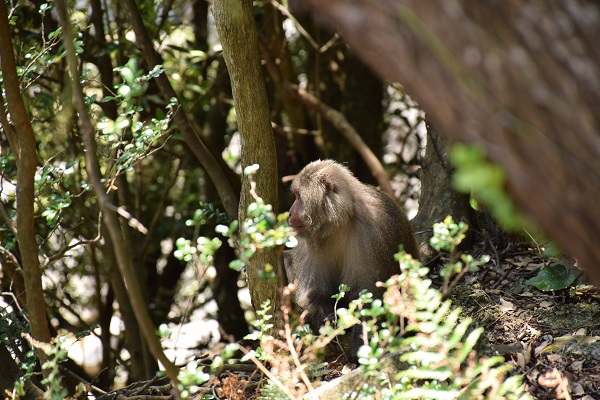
48 27 62 40
542 242 563 258
525 261 579 291
229 259 245 272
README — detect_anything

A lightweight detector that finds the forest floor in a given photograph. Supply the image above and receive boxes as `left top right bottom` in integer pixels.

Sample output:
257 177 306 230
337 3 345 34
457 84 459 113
447 249 600 400
110 245 600 400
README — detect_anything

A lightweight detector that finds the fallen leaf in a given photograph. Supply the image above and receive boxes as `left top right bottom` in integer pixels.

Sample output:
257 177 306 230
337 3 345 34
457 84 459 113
547 354 561 362
526 262 544 271
571 382 584 395
520 256 534 264
538 368 571 400
570 360 584 371
574 328 586 335
535 335 553 356
527 368 540 382
498 297 515 311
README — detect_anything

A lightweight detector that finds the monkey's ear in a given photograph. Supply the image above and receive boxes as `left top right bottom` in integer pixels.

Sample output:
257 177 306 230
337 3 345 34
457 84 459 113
320 177 335 192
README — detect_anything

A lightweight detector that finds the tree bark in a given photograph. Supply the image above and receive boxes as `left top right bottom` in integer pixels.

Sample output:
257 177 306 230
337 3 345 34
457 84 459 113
213 0 281 313
412 128 472 260
301 0 600 283
200 58 249 340
0 0 53 374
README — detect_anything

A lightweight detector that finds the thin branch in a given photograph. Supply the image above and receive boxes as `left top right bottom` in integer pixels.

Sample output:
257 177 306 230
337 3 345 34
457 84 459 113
271 121 318 136
42 237 101 269
0 200 17 237
269 0 319 49
60 368 108 396
104 204 149 234
319 33 339 54
281 286 318 398
155 0 176 39
0 81 19 157
260 43 395 197
292 85 395 196
140 157 180 257
238 346 296 400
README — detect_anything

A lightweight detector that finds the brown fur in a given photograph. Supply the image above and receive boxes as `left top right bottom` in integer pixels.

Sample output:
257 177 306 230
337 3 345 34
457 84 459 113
287 160 419 359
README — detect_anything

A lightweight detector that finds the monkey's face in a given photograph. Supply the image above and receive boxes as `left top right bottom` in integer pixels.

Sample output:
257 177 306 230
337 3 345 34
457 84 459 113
288 189 308 234
288 170 330 237
288 160 355 240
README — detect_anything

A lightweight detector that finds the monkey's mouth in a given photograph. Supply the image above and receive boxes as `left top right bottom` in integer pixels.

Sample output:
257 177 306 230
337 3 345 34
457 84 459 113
289 221 307 234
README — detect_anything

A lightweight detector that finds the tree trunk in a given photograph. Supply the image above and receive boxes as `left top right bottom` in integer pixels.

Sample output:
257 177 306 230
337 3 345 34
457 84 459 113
213 0 281 314
412 128 472 260
300 0 600 283
0 0 53 375
200 58 249 340
0 344 44 400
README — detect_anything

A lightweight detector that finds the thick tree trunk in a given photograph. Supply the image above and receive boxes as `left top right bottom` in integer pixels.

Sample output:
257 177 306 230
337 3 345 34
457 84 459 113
412 128 471 260
200 58 250 339
301 0 600 283
213 0 281 313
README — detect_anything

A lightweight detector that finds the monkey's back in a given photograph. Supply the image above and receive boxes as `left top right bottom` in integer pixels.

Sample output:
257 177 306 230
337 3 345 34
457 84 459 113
374 188 419 261
345 186 419 292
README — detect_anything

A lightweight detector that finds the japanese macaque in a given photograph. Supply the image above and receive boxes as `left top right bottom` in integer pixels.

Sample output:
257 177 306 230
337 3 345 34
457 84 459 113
287 160 419 359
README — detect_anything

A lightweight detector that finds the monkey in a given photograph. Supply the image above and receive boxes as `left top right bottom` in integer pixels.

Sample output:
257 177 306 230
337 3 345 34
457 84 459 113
287 159 419 361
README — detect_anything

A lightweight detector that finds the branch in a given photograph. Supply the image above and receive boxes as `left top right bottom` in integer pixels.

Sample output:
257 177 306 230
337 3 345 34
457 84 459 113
140 157 180 257
42 237 101 269
0 88 19 156
291 85 395 197
122 0 238 221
